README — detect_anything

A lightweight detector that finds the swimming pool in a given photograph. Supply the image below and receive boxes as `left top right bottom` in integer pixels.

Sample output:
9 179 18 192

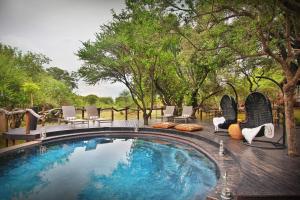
0 136 218 200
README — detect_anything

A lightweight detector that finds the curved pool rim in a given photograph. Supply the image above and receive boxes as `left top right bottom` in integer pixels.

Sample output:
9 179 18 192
0 127 241 199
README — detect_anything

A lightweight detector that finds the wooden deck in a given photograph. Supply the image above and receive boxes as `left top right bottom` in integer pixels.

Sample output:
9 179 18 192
1 119 300 199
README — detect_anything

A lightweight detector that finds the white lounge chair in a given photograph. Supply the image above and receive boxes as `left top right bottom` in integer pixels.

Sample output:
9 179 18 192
85 105 111 126
174 106 193 123
160 106 175 121
59 106 89 127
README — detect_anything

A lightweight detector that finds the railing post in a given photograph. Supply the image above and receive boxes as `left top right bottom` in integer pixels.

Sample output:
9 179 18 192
81 107 85 119
97 108 101 117
200 109 203 120
137 108 140 120
111 107 114 121
10 114 16 129
125 107 128 120
0 112 8 133
25 111 31 134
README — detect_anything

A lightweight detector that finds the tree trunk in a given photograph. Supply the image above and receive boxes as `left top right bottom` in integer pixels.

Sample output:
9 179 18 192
190 88 199 118
30 93 34 107
143 112 149 125
283 84 298 156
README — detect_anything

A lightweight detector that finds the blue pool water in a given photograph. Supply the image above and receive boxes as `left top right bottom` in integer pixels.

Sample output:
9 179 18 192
0 137 218 200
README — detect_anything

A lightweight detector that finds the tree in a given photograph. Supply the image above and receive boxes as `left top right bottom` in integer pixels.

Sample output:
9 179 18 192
46 67 78 90
0 43 77 108
78 4 179 125
22 82 40 107
0 44 30 108
164 0 300 155
38 76 74 107
115 90 135 108
85 94 99 105
98 97 114 106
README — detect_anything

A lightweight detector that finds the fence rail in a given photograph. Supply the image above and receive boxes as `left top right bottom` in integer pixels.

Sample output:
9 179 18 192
0 105 284 135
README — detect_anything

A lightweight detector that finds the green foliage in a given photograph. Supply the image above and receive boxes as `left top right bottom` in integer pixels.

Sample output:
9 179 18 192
37 76 74 106
22 81 40 107
78 3 182 124
115 90 135 108
84 94 99 105
98 97 114 106
2 0 297 121
0 43 75 108
0 44 27 108
46 67 78 90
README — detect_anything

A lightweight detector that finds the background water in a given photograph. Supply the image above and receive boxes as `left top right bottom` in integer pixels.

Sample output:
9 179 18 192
0 137 217 200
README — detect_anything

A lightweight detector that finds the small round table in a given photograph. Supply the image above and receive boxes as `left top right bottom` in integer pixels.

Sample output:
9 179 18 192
228 123 243 140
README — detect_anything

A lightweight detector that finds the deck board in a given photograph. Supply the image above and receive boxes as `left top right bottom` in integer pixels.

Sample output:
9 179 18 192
1 119 300 199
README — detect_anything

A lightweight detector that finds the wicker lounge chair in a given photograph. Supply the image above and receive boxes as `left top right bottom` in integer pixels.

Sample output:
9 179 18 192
213 95 237 133
85 105 111 126
160 106 175 122
240 92 284 149
174 106 193 123
59 106 89 127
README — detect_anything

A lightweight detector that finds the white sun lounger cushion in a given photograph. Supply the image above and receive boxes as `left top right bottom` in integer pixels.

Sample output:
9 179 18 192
213 117 225 131
242 123 274 144
89 116 98 119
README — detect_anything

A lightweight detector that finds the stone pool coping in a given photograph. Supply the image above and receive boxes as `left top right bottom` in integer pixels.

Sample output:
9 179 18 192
0 127 241 200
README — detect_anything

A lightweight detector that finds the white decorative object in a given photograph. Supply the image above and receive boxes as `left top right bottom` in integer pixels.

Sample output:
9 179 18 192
221 171 233 200
66 117 76 120
219 140 224 156
134 122 139 132
40 126 47 139
39 145 47 154
213 117 226 131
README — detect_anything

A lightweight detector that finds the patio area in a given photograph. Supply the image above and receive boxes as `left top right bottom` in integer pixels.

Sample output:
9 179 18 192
2 119 300 199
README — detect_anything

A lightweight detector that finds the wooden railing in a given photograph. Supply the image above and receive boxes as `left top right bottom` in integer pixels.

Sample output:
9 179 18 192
0 105 285 134
67 106 165 121
0 107 166 134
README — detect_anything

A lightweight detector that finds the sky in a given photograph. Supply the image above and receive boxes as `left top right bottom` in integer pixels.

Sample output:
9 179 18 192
0 0 127 99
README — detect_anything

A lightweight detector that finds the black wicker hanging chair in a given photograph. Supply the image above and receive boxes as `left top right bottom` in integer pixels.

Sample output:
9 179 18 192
214 95 237 133
240 92 285 149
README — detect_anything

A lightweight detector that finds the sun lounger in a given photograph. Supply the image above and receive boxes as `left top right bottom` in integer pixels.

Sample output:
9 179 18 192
174 106 193 123
59 106 89 127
